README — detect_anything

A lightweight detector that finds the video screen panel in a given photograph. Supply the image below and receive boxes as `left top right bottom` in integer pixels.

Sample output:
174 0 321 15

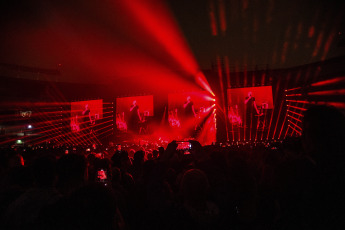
168 91 213 127
168 91 211 111
168 91 216 145
227 86 273 126
70 99 103 132
116 95 153 132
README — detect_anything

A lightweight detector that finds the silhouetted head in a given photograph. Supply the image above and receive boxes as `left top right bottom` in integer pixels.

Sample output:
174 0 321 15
33 155 57 187
180 169 209 202
57 154 87 194
67 183 119 230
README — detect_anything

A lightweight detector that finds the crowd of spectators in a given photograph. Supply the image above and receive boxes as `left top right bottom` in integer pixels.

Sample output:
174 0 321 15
0 105 344 230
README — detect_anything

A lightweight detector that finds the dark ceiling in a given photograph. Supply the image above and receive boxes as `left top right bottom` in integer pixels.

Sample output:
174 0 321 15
0 0 344 86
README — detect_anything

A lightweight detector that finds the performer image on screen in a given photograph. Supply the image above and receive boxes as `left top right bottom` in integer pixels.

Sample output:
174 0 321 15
183 96 197 119
128 100 141 133
244 92 262 136
182 96 197 137
116 112 127 132
71 115 80 132
169 108 181 128
228 105 242 127
81 104 92 133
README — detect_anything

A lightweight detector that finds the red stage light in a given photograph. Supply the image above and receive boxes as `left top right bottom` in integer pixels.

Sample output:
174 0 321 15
311 76 345 87
218 0 227 34
209 0 218 36
287 105 307 111
308 26 315 38
287 110 304 117
288 120 302 130
286 94 302 97
285 87 302 92
289 115 302 123
286 100 310 104
196 71 215 97
308 89 345 96
116 0 215 95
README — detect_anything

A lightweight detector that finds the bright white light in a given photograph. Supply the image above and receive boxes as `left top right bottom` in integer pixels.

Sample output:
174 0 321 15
28 125 32 129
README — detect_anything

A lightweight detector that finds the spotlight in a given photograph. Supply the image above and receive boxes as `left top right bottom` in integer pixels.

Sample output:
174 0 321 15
27 125 32 129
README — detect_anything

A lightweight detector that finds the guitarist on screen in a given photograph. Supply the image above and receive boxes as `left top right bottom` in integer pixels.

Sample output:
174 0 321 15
244 92 263 135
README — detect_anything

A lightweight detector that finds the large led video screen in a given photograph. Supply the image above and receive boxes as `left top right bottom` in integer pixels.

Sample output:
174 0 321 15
227 86 273 126
70 99 103 132
168 91 213 125
116 95 153 132
168 91 212 111
168 91 216 144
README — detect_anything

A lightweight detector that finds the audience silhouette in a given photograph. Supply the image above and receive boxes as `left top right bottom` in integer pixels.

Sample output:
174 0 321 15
0 105 344 230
